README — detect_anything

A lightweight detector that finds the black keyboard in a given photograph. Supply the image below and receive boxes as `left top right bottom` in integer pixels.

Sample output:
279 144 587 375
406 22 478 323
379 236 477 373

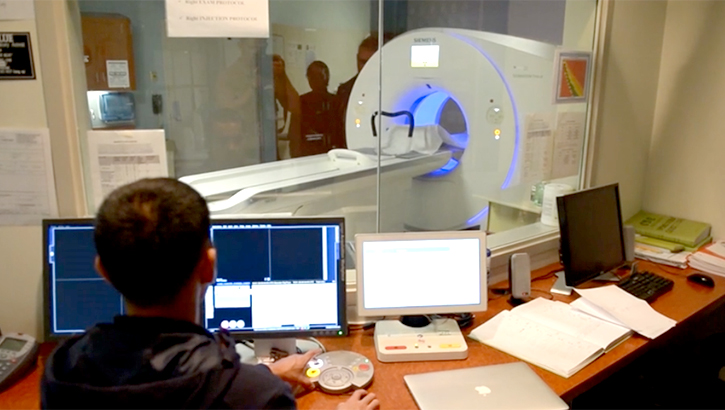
617 271 674 302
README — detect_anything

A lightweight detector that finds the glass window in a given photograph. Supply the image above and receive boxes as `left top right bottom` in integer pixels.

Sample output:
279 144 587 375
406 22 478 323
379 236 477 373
75 0 597 248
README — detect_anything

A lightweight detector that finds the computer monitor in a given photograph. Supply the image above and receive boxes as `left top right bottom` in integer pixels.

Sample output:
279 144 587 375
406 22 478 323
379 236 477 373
43 219 124 340
44 216 347 351
557 183 627 287
203 217 347 355
355 230 487 318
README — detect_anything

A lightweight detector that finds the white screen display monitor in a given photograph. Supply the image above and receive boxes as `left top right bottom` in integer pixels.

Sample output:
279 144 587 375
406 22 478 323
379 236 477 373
410 44 440 68
356 230 487 317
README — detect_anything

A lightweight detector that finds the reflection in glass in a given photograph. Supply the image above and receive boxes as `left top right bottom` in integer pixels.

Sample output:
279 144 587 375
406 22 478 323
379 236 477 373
77 0 597 242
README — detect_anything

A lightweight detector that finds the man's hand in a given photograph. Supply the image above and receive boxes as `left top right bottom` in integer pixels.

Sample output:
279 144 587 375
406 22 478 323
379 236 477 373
266 349 321 390
337 390 380 410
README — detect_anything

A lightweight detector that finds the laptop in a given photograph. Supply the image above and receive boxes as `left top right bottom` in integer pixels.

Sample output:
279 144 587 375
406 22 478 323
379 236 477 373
404 362 568 410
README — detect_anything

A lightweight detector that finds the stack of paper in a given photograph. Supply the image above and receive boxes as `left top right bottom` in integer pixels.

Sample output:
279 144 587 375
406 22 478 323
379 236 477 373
633 242 690 268
469 298 633 378
688 240 725 277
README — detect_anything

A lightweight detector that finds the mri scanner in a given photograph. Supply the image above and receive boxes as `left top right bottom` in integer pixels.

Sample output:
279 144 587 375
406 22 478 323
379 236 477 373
181 28 571 237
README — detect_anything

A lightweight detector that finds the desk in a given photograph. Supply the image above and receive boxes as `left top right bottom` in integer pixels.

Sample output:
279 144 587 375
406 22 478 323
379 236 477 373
2 261 725 409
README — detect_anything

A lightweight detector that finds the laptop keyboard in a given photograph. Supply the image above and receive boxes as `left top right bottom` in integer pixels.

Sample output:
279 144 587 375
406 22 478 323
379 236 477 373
617 271 674 302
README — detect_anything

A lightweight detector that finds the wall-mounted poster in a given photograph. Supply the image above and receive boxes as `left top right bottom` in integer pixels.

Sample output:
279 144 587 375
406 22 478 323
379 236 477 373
553 50 591 104
0 32 35 80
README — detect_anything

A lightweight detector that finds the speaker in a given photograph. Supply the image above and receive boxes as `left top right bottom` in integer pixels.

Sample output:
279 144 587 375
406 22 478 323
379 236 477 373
509 253 531 300
623 225 635 262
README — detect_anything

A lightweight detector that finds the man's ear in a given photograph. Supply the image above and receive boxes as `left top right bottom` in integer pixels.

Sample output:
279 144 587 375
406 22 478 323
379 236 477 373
94 256 111 283
199 247 217 285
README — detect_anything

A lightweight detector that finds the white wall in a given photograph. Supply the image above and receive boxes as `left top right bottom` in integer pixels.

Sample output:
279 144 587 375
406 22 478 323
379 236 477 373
0 17 48 337
644 0 725 239
589 0 667 220
0 1 87 339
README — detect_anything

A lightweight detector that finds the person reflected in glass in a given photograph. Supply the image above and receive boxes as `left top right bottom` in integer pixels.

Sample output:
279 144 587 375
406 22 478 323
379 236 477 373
335 33 393 148
273 54 303 159
204 108 258 172
298 61 341 157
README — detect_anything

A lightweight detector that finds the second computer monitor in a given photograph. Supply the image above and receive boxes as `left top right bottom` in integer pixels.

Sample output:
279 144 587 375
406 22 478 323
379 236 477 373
204 217 347 339
355 230 487 317
557 183 627 287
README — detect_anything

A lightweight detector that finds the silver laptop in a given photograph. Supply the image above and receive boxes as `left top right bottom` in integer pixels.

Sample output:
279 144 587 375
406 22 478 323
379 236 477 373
404 362 568 410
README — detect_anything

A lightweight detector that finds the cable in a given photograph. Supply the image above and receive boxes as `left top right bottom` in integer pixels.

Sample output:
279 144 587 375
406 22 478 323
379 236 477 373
305 337 327 353
531 267 562 283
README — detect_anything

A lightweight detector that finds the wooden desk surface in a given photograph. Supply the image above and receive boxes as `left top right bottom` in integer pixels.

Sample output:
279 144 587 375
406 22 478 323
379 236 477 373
3 261 725 410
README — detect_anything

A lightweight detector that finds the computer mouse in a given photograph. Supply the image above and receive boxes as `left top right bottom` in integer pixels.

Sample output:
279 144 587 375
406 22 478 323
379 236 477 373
687 273 715 288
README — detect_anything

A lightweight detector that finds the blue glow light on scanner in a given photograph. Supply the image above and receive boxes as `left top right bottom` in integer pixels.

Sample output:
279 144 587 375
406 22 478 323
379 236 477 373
412 91 450 126
449 33 520 189
408 90 469 176
427 158 459 177
467 206 490 226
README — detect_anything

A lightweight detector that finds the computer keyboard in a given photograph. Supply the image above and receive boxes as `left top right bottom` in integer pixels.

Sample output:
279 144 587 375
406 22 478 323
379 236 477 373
617 271 674 302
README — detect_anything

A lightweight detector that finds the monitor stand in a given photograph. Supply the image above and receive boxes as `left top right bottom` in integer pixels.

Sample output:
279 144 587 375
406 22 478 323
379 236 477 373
373 318 468 363
551 269 622 296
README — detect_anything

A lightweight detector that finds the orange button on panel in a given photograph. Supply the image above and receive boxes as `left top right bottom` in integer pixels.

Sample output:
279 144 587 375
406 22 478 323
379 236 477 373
384 345 407 350
439 344 462 349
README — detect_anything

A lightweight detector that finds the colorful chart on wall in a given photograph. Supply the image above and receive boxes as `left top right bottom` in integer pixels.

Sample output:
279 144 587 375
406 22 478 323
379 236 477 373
553 50 591 104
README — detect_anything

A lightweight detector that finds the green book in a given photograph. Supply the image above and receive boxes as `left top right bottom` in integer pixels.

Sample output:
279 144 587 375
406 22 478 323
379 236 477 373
635 234 712 252
625 210 711 248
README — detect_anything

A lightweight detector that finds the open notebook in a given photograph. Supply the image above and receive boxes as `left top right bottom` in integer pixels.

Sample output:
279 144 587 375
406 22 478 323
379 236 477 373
469 297 632 378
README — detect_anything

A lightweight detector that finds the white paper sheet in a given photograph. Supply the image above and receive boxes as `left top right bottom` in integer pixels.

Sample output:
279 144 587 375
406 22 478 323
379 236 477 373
513 298 631 352
166 0 269 38
0 0 35 20
521 113 555 183
575 286 676 339
87 130 168 210
704 241 725 260
106 60 130 88
570 298 629 328
0 128 58 225
551 112 585 179
469 310 603 378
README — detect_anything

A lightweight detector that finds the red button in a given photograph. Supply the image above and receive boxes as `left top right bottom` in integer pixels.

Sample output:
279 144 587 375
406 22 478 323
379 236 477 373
384 345 407 350
359 364 370 371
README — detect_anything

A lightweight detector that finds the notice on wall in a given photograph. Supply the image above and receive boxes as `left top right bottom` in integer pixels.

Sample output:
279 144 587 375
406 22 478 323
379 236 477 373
0 32 35 80
166 0 269 38
87 130 168 210
0 128 58 225
106 60 130 88
553 50 591 104
0 0 35 21
551 112 586 179
521 113 555 184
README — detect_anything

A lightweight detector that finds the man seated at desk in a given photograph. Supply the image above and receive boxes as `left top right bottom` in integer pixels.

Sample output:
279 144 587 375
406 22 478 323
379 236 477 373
40 178 379 410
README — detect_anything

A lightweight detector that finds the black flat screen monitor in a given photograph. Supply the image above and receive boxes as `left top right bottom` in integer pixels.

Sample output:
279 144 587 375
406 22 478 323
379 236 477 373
43 217 347 341
43 218 124 340
557 184 626 287
203 217 347 339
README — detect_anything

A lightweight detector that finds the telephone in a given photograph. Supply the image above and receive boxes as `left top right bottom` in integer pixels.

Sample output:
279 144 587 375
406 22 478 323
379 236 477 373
0 329 39 392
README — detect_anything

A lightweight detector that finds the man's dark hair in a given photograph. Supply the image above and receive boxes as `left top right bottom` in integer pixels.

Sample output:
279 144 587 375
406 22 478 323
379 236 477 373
306 60 330 83
94 178 210 307
358 32 394 52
